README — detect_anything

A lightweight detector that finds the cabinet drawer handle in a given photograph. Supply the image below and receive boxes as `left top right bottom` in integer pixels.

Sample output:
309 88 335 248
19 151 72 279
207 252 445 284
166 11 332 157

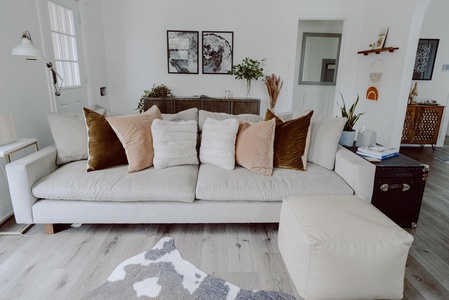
380 183 410 192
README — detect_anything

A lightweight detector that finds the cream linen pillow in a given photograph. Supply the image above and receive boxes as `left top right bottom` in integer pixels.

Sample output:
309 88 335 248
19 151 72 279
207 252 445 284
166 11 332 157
151 119 199 169
235 118 276 176
198 110 262 131
307 116 347 170
47 113 88 165
106 105 162 173
200 118 239 170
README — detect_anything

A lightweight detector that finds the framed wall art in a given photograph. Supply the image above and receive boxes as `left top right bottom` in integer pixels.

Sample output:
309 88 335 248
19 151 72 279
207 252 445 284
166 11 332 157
413 39 439 80
167 30 199 74
202 31 233 74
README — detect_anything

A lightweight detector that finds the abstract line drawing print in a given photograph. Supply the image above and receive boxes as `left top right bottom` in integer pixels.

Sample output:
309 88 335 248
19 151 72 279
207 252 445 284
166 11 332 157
167 31 199 74
414 44 431 73
202 31 233 74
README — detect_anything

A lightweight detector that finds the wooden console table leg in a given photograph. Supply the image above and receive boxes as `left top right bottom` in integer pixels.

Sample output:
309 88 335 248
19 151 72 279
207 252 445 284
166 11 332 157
44 224 55 234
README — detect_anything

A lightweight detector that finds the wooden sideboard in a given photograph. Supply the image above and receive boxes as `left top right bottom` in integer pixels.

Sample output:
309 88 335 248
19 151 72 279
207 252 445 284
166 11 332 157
143 97 260 115
401 104 445 148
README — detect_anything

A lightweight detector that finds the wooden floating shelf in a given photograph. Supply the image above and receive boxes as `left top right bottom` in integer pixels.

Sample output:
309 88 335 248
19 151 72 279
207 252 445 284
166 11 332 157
357 47 399 55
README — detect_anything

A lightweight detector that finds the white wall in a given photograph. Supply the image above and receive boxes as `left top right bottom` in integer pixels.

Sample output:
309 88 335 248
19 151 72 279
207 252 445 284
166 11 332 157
352 0 430 148
415 0 449 142
96 0 429 149
0 0 55 221
78 0 110 109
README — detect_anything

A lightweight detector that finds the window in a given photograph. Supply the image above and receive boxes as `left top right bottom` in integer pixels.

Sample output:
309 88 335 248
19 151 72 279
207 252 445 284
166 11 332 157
48 1 80 88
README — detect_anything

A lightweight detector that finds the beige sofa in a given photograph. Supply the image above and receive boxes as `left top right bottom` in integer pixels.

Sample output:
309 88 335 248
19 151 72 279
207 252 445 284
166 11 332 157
6 109 376 233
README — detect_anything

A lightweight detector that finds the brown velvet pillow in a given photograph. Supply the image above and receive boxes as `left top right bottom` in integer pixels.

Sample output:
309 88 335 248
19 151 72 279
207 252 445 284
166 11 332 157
83 107 128 171
265 109 314 171
235 119 276 176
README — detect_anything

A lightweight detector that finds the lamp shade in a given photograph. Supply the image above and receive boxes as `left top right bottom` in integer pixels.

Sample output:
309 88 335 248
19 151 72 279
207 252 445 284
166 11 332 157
11 33 43 60
0 114 18 146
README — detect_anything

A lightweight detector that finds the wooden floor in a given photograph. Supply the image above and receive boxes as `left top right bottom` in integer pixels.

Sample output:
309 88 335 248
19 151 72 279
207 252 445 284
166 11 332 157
0 137 448 300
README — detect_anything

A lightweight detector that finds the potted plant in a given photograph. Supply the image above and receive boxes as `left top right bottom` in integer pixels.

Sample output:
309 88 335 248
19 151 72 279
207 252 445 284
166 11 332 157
337 92 366 146
229 57 266 98
136 84 173 113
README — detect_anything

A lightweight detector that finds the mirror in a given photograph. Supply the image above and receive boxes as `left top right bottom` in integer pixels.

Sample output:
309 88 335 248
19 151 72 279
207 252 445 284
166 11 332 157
299 33 342 85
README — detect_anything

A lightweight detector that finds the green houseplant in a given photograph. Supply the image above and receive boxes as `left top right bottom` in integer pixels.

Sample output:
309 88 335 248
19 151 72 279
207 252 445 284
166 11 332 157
338 92 366 146
136 84 173 113
229 57 266 97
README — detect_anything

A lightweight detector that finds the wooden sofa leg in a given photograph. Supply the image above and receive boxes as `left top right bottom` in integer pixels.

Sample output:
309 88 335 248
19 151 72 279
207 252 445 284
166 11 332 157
44 224 55 234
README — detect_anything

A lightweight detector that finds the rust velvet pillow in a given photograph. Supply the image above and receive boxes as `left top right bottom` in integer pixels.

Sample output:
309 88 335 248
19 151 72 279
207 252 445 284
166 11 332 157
265 109 314 171
83 108 128 171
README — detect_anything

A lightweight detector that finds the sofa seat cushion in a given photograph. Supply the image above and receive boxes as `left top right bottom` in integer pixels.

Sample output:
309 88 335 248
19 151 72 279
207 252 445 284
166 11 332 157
32 160 198 202
196 163 353 201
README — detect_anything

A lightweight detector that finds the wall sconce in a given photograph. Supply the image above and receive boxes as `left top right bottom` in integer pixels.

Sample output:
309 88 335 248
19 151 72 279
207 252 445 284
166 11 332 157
11 30 62 96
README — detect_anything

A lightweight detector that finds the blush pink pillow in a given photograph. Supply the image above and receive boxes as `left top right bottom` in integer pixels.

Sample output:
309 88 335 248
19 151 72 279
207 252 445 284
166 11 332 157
235 119 276 176
106 105 162 173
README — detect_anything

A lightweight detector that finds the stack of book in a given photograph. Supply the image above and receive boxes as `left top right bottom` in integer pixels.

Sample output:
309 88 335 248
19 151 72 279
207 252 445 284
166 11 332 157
356 145 399 160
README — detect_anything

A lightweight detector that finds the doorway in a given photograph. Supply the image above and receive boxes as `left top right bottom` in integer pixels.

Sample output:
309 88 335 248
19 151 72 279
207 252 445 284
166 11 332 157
292 20 343 117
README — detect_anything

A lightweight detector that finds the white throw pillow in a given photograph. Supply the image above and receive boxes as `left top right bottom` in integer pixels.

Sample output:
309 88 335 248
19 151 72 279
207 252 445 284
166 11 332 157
200 118 239 170
198 110 262 131
151 119 199 169
307 116 347 170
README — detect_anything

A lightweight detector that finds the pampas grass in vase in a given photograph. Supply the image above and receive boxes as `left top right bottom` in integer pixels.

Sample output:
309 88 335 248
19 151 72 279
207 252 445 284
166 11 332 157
264 73 283 111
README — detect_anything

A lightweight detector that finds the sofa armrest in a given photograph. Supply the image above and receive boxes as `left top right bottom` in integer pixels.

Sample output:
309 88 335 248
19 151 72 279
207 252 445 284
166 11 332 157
334 146 376 202
5 145 58 223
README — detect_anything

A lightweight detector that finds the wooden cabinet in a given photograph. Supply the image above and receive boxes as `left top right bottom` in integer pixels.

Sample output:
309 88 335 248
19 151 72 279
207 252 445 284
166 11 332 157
401 104 445 147
143 97 260 115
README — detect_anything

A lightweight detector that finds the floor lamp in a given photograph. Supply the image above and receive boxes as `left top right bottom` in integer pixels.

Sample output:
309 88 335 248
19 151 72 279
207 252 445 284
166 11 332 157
11 30 63 96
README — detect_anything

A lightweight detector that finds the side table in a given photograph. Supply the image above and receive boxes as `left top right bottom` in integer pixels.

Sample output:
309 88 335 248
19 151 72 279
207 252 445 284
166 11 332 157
370 154 428 228
0 138 38 235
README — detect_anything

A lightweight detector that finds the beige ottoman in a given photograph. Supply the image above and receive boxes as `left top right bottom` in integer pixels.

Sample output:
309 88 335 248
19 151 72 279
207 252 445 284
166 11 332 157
278 195 413 300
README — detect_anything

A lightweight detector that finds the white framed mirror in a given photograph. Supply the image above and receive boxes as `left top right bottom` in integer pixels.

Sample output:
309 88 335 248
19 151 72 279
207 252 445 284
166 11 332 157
299 33 342 85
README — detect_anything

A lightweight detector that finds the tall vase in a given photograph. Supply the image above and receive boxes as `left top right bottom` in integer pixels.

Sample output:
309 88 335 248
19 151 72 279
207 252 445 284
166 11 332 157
246 80 252 98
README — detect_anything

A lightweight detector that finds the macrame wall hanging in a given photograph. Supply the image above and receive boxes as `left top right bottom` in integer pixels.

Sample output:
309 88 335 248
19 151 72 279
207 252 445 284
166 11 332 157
366 59 384 101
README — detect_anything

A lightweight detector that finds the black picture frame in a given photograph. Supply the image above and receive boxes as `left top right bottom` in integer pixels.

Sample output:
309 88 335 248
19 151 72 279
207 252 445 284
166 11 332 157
413 39 439 80
202 31 233 74
167 30 199 74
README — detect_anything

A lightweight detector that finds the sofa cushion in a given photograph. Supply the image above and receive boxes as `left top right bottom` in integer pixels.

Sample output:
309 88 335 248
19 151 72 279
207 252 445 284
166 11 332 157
106 105 162 173
151 119 199 169
265 109 313 171
308 116 347 170
32 160 198 202
162 108 198 122
83 108 128 171
198 110 262 131
200 118 239 170
235 119 276 176
196 163 353 201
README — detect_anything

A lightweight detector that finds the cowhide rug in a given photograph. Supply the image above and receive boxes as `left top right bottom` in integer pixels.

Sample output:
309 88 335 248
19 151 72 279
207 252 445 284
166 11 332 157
82 237 296 300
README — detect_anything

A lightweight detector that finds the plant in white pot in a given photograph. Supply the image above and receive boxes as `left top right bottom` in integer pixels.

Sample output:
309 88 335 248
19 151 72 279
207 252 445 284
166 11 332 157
338 92 366 146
